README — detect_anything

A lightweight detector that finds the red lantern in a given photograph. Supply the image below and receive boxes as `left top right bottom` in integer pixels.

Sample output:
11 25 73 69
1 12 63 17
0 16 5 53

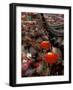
40 41 51 49
44 52 59 64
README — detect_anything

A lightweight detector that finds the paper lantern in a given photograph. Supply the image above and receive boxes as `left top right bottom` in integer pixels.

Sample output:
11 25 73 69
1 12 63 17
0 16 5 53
40 41 51 49
44 52 59 64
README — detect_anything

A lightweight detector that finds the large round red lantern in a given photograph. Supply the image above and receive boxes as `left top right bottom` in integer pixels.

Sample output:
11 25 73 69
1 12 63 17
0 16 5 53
44 52 59 64
40 41 51 49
